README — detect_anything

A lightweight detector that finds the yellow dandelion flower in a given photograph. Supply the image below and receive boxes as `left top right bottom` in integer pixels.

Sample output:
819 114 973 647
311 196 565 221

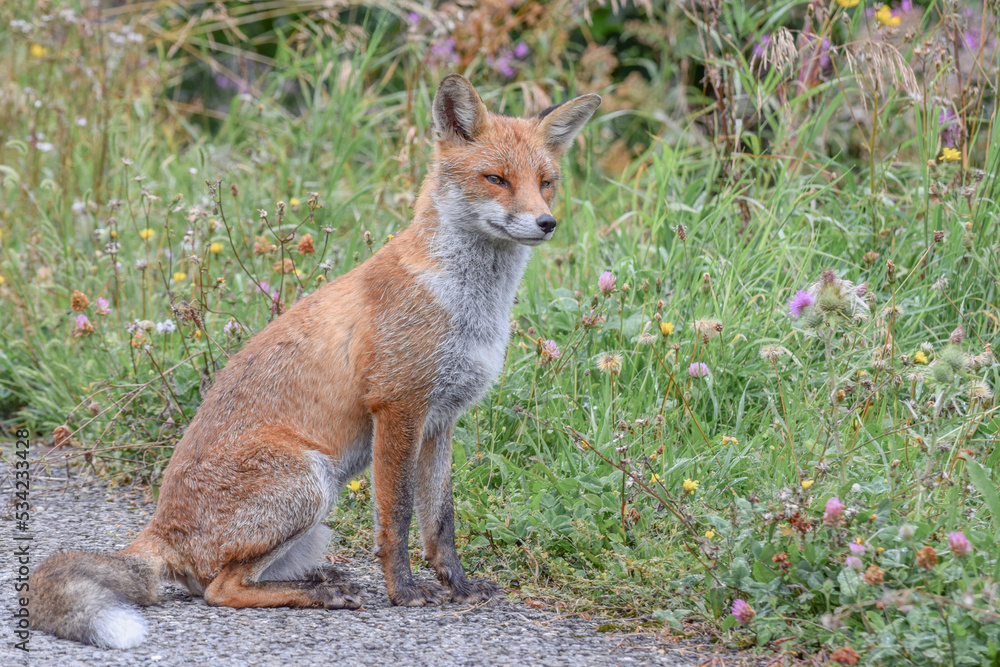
836 0 860 6
173 271 187 282
294 269 303 276
683 478 699 494
289 197 301 207
704 530 716 539
913 351 928 364
650 473 661 484
348 479 362 493
209 242 224 254
386 234 395 242
856 537 864 544
876 546 885 554
0 275 6 285
194 330 202 340
940 147 961 162
29 44 48 58
801 479 814 490
660 321 674 336
138 228 155 240
875 5 900 25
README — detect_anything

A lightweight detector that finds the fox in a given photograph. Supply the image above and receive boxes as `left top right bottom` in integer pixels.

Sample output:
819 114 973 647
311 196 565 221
29 74 601 649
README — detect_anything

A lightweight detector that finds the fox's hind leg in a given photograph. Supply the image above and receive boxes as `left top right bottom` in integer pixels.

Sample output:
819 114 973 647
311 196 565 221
416 425 501 603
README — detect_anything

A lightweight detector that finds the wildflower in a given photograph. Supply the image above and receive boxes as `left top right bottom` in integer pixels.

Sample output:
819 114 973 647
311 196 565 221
731 599 755 624
348 479 362 493
875 5 900 26
274 258 296 274
863 565 885 585
29 43 48 58
968 380 993 405
898 524 916 540
949 326 965 345
913 351 928 364
688 362 709 378
845 556 863 571
254 235 276 254
916 545 938 569
539 339 560 363
70 290 90 312
831 647 861 665
223 319 242 337
139 228 155 240
598 271 616 295
209 242 224 254
659 321 674 336
759 345 785 361
836 0 860 7
948 531 971 558
73 314 95 337
787 290 815 318
801 479 814 490
939 109 961 148
173 271 187 282
704 530 716 539
823 496 845 526
637 332 656 346
513 42 530 59
596 353 623 375
289 197 301 207
297 234 315 255
156 319 177 334
722 436 739 445
940 147 961 162
650 473 661 484
693 318 723 338
683 478 699 494
94 297 111 316
849 542 866 557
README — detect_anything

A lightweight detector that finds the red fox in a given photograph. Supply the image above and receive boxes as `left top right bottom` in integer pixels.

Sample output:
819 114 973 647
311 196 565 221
30 74 600 649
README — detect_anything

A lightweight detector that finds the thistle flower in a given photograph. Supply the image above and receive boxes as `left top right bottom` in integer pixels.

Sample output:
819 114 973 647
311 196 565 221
948 531 971 558
70 290 90 312
806 271 869 320
787 290 815 318
688 362 709 378
596 352 622 375
598 271 616 295
539 339 560 363
823 496 845 526
94 297 111 316
731 599 755 624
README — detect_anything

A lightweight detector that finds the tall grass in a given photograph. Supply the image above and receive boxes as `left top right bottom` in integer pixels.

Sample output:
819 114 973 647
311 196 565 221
2 1 998 663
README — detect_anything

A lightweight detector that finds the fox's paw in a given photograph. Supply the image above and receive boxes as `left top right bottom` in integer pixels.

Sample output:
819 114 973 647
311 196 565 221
315 581 364 609
388 581 450 607
448 577 502 605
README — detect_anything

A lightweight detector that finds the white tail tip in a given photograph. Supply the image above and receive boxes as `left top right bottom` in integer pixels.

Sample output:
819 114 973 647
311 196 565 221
92 607 148 649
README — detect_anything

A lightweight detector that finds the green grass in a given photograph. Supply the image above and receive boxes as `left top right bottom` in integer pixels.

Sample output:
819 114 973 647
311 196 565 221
2 1 999 664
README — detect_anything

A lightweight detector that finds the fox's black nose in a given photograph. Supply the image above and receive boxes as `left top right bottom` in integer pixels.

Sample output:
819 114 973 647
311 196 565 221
536 214 557 234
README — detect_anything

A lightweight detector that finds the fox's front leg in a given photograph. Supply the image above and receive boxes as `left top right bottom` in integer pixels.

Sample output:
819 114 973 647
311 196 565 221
416 425 501 603
372 407 449 606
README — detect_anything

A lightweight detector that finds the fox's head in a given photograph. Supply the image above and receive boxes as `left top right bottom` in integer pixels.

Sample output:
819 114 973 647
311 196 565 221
429 74 601 246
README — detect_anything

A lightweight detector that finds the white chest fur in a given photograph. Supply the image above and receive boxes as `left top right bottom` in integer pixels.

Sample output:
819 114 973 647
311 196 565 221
421 225 530 438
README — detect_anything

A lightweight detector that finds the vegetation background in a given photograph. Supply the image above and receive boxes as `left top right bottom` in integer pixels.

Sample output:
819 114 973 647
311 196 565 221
1 0 998 664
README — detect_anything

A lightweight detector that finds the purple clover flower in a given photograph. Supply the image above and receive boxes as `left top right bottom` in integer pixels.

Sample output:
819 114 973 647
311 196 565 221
688 362 710 378
845 556 864 571
948 531 971 558
849 542 866 557
540 339 560 363
598 271 616 295
94 296 111 316
823 496 845 526
731 599 755 624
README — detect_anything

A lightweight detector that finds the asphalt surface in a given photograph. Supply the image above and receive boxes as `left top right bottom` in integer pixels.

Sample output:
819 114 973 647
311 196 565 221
2 464 763 667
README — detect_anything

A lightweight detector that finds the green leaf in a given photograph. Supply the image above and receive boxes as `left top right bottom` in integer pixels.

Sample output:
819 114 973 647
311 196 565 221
967 459 1000 537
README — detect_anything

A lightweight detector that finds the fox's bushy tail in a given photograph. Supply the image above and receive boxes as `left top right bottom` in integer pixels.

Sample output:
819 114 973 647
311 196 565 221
30 550 161 649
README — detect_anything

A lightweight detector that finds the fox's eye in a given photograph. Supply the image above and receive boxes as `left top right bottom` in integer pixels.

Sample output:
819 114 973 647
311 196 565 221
485 174 507 186
540 180 552 189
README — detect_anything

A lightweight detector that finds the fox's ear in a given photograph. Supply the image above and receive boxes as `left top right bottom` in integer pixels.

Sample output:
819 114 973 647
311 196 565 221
432 74 489 143
535 94 602 158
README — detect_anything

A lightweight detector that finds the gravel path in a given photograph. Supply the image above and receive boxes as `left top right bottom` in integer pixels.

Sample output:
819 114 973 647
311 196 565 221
2 465 762 667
